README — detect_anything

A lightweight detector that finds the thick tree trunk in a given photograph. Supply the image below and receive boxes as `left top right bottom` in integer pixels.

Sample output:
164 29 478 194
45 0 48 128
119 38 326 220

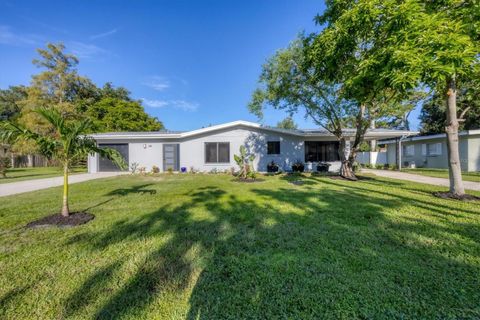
445 77 465 196
339 138 357 180
61 164 70 217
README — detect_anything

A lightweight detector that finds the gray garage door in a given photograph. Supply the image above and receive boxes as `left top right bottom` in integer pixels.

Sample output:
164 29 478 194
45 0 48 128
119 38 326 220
98 144 129 172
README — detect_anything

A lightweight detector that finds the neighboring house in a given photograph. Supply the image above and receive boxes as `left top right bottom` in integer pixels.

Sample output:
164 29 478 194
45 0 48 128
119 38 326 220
87 120 415 173
381 129 480 172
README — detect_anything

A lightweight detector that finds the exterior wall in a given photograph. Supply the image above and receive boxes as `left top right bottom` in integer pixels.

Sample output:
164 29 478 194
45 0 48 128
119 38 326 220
467 136 480 171
384 135 479 172
88 125 344 173
178 126 306 172
357 151 387 165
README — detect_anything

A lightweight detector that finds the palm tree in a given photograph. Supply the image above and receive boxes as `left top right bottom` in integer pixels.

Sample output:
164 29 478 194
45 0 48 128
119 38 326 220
0 108 126 216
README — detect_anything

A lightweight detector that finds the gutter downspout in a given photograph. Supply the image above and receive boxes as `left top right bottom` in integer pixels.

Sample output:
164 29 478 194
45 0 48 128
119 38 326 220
398 135 409 171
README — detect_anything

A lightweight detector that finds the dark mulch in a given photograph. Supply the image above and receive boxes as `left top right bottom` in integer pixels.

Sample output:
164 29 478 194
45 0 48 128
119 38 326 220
232 178 265 183
289 180 304 186
26 212 95 228
328 175 358 181
433 191 480 202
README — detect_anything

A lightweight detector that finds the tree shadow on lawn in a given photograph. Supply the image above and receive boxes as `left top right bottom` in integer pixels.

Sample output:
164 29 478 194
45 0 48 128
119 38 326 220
62 179 480 319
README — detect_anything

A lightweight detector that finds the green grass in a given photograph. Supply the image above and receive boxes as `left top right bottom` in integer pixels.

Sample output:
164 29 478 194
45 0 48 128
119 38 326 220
0 174 479 319
402 168 480 182
0 167 87 184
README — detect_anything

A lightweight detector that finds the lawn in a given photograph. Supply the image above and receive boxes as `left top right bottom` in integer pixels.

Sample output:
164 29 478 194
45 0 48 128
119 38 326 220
402 168 480 182
0 167 87 184
0 174 479 319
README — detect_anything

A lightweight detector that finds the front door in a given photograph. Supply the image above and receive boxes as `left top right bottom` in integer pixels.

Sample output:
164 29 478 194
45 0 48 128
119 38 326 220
163 144 179 171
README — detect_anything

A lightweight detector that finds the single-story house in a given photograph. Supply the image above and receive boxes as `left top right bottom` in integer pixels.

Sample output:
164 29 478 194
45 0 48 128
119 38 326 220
381 129 480 172
87 120 415 173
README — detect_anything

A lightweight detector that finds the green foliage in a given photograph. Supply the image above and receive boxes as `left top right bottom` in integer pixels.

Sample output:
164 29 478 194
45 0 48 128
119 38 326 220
0 86 28 122
0 156 11 178
234 145 255 179
9 43 163 141
85 97 163 132
420 76 480 134
0 108 126 170
276 116 297 130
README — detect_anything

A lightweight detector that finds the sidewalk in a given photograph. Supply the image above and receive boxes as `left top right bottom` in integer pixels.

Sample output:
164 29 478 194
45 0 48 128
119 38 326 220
362 169 480 191
0 172 126 197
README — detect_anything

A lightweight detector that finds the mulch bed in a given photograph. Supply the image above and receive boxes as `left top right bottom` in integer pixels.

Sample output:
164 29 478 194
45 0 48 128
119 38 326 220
289 180 305 186
232 178 265 183
26 212 94 228
328 175 358 181
433 191 480 202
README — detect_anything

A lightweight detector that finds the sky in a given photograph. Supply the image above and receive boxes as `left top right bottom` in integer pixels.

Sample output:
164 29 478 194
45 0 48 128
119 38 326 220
0 0 421 131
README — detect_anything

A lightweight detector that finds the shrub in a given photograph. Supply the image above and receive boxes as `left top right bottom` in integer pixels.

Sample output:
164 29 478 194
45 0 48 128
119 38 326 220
138 167 147 174
151 165 160 174
167 167 173 174
292 161 304 173
0 156 11 178
209 168 218 174
267 161 279 173
130 162 140 174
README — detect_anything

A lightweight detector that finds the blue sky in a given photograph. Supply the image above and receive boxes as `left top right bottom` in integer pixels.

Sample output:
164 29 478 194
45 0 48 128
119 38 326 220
0 0 421 130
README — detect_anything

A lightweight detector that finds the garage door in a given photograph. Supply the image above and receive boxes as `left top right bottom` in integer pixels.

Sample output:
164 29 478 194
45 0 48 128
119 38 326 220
98 144 129 172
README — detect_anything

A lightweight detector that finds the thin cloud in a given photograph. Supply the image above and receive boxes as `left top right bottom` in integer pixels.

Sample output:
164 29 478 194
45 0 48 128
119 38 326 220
0 25 41 46
67 41 107 58
143 76 170 91
142 98 199 111
90 28 117 40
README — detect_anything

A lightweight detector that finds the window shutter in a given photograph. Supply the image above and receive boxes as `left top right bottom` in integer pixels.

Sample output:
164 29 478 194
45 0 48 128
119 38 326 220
437 143 442 155
421 144 427 156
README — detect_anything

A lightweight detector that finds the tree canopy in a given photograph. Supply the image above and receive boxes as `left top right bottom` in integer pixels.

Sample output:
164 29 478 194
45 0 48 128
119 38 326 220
3 43 163 143
276 116 297 130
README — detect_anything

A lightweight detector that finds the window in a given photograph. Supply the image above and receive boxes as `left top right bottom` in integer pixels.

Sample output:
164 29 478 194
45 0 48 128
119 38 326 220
205 142 230 163
267 141 280 155
427 142 442 156
403 144 414 156
304 142 340 162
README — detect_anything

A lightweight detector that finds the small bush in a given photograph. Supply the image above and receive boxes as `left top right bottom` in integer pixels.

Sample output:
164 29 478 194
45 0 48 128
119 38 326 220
151 165 160 174
138 167 147 175
130 162 140 174
167 168 173 174
0 156 11 178
375 164 384 169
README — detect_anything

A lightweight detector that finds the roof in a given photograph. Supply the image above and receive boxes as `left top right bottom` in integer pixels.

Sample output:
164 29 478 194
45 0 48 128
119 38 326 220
89 120 418 140
381 129 480 144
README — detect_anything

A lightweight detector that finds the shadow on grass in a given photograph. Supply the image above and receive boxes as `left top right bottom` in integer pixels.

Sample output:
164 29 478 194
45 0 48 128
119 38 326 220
62 178 480 319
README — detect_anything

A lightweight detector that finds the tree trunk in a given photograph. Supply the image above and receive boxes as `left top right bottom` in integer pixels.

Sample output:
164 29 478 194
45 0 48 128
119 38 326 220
339 137 357 180
61 164 70 216
445 77 465 196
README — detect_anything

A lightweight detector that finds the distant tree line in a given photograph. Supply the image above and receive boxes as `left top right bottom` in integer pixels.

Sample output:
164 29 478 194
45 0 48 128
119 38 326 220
0 43 163 156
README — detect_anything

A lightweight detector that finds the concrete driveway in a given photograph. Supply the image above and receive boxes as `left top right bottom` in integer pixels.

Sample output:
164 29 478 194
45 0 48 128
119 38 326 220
0 172 126 197
362 169 480 191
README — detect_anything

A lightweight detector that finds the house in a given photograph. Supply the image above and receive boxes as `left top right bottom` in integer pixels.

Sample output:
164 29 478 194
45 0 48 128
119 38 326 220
87 120 415 173
381 129 480 172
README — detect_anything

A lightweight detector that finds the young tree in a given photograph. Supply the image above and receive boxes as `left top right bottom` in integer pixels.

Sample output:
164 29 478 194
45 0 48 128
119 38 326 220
276 116 298 130
249 38 404 179
1 108 126 216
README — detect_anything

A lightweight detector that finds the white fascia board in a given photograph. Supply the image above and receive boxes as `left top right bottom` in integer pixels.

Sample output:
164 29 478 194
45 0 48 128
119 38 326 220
381 129 479 144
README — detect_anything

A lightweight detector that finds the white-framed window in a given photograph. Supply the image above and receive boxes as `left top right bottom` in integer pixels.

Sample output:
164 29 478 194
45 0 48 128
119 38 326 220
403 144 414 156
427 142 442 156
205 142 230 163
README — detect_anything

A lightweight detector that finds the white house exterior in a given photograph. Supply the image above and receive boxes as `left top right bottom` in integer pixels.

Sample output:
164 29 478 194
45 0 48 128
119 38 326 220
87 120 415 173
381 129 480 172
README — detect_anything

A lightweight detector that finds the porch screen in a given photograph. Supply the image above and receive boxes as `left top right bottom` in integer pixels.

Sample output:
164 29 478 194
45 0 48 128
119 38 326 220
305 141 340 162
